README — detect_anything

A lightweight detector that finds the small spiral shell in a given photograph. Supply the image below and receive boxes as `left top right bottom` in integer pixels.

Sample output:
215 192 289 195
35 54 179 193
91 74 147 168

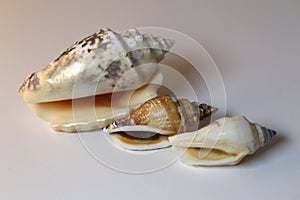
106 95 218 135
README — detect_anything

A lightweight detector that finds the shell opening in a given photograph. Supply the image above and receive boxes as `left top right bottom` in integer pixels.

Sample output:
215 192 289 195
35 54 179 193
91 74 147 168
109 131 171 151
28 83 161 132
186 147 238 161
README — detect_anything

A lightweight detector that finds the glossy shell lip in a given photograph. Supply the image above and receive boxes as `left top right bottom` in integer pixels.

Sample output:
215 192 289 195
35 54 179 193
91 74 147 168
103 125 172 151
26 72 163 132
104 125 175 136
106 128 171 151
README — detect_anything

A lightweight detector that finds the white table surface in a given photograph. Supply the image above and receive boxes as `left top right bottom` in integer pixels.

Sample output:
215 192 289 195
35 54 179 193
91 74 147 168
1 0 300 199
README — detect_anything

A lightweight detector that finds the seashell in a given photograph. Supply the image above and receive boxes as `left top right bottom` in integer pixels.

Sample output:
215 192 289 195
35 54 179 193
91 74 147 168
104 95 217 151
168 116 276 166
18 28 173 132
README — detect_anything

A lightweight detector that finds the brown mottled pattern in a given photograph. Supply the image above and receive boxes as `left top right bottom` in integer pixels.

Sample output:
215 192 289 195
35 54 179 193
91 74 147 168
129 95 181 132
110 95 218 135
19 29 110 94
104 60 122 79
47 29 108 77
18 73 40 93
55 29 107 62
199 103 216 120
46 52 75 79
19 28 174 103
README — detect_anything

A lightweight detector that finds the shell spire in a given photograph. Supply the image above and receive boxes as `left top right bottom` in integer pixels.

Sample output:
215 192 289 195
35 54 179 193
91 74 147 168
254 123 277 147
198 103 218 120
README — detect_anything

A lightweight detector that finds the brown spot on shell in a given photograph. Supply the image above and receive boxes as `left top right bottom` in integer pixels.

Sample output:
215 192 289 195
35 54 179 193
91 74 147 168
99 42 110 51
126 50 144 66
79 28 110 48
19 72 40 93
104 60 122 79
198 103 217 120
53 42 78 62
53 29 109 63
46 52 75 79
31 73 40 89
97 64 103 70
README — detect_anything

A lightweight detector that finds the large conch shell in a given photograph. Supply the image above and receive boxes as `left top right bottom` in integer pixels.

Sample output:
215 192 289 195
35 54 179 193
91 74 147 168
104 95 217 151
169 116 276 166
18 28 174 132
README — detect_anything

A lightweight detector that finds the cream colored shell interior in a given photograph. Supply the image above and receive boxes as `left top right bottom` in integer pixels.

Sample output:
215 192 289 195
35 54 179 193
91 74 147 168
29 83 161 132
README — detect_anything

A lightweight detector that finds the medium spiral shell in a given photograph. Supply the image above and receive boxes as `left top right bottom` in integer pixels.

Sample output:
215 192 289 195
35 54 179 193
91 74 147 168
169 116 276 166
104 95 217 151
106 95 218 135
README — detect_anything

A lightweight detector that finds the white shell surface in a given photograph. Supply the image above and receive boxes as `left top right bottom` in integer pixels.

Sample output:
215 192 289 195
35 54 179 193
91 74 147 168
19 28 174 103
169 116 276 166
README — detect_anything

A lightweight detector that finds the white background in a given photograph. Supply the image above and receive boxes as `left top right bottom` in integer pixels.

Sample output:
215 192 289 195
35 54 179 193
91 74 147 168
1 0 300 199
